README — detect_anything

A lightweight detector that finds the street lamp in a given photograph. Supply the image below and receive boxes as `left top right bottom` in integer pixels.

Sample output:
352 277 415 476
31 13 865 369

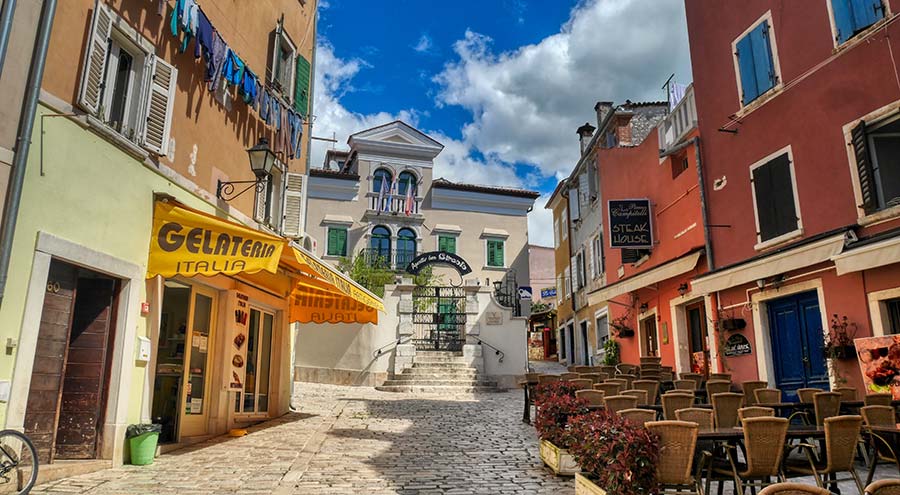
216 137 277 201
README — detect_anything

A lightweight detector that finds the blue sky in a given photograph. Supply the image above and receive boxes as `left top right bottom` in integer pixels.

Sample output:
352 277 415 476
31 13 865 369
311 0 693 246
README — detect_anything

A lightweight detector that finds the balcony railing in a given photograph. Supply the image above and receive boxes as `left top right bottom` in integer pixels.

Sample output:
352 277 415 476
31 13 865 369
360 248 422 272
658 84 697 153
367 192 421 215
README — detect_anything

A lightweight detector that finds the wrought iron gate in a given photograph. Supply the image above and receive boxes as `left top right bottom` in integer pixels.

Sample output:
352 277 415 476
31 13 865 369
412 286 467 351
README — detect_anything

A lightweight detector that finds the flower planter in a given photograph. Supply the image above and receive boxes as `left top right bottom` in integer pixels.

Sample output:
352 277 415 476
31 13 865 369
539 439 579 476
575 473 608 495
824 344 856 360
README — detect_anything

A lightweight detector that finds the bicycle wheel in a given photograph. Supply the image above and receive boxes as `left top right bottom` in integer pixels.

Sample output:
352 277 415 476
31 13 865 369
0 429 38 494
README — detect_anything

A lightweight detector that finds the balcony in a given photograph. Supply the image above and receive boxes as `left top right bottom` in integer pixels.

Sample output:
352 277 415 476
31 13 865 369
364 192 423 221
657 84 697 154
360 248 422 272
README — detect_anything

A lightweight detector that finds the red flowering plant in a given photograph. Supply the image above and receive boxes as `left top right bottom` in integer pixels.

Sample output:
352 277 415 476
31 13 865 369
534 380 581 402
533 386 589 448
566 410 660 495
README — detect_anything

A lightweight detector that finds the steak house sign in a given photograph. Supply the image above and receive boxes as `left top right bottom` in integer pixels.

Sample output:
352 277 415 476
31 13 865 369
608 199 653 249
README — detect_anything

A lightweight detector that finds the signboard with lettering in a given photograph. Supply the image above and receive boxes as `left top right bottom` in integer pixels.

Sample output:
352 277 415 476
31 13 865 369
406 251 472 276
518 286 533 300
540 287 557 299
226 290 250 391
608 199 653 249
723 333 752 357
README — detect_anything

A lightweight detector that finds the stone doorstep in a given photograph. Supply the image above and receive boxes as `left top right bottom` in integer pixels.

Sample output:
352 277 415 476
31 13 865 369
21 459 113 492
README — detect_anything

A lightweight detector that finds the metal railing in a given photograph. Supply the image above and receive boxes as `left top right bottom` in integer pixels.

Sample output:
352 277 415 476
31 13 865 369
658 84 697 153
373 336 411 358
471 335 505 363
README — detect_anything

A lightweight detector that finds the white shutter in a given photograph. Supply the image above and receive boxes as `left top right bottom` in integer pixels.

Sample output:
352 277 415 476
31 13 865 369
553 218 560 248
568 189 580 221
254 176 269 224
570 255 577 292
579 172 589 210
78 0 113 115
282 173 305 237
588 239 595 279
141 55 177 155
564 267 571 298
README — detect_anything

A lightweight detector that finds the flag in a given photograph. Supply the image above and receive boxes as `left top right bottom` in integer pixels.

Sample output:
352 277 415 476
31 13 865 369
377 175 387 213
404 179 414 216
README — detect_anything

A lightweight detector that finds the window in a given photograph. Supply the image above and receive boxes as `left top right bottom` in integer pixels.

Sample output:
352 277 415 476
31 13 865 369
396 228 417 268
326 227 348 257
372 168 393 193
78 2 176 154
852 117 900 213
561 207 568 240
672 153 689 179
563 267 571 299
553 218 560 248
886 298 900 334
594 235 605 277
486 238 505 267
254 163 284 229
234 309 274 414
369 226 391 267
832 0 885 44
735 18 778 106
568 187 581 222
575 251 585 289
751 152 800 243
269 26 297 100
398 171 417 196
438 235 456 254
596 313 609 349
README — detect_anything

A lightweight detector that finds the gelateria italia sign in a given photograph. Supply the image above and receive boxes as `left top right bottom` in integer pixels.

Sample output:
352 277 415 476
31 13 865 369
148 201 284 278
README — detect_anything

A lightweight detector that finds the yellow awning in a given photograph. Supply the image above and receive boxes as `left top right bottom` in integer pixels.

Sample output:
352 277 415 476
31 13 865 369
281 245 385 314
587 250 702 306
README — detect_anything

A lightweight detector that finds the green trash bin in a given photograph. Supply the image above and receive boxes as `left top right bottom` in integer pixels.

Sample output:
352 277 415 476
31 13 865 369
126 424 161 465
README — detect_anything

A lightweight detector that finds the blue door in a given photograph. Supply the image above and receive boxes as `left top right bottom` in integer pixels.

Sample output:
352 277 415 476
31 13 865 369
767 291 829 402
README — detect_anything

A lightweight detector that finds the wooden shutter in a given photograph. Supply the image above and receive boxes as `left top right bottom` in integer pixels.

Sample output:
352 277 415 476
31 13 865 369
579 171 589 209
588 240 595 279
266 28 278 84
294 55 311 115
736 33 758 105
328 228 346 256
78 0 113 115
851 121 878 213
751 22 776 95
254 175 269 224
568 189 580 221
141 56 177 155
622 249 641 264
833 0 856 43
752 160 778 241
853 0 885 29
753 154 797 241
488 240 503 267
282 172 305 237
588 162 599 201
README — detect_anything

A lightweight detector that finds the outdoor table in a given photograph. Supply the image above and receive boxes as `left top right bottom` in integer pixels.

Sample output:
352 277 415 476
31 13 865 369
697 424 825 441
519 380 532 424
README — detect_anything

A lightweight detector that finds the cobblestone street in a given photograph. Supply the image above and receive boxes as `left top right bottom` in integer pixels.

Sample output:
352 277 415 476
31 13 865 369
32 383 568 494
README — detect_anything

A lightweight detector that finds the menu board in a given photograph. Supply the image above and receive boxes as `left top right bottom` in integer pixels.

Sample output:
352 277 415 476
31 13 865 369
855 335 900 399
226 290 250 391
608 199 653 249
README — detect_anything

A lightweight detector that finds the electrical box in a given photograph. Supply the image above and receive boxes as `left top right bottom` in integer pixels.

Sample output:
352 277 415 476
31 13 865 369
136 336 151 362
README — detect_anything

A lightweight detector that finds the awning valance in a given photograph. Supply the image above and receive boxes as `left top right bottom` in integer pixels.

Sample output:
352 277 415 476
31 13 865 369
587 250 702 306
280 245 385 314
833 234 900 275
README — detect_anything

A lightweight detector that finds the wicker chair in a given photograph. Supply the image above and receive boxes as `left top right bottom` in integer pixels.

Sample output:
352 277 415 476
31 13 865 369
758 483 831 495
594 382 622 396
742 380 768 405
662 393 696 421
617 374 637 389
835 386 857 402
560 372 580 381
646 420 703 494
579 373 603 384
567 365 578 372
709 372 732 382
754 388 782 404
812 392 842 426
633 379 661 405
866 479 900 495
537 374 560 385
786 415 864 494
606 377 628 389
575 389 606 408
706 417 789 495
866 393 893 407
605 395 639 414
660 370 675 382
620 408 657 425
622 388 649 406
675 407 714 430
738 406 775 421
712 392 745 429
706 379 731 398
573 366 593 373
640 356 662 366
617 364 638 375
797 388 823 404
862 405 896 426
680 372 704 390
862 406 900 486
599 365 617 376
569 378 594 390
674 379 697 391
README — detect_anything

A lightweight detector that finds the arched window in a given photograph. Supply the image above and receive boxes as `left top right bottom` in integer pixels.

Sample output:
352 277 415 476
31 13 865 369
369 226 391 267
372 168 393 193
398 171 417 196
396 228 417 268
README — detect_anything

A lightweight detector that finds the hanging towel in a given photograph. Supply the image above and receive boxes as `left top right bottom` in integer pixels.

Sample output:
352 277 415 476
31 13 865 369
179 0 198 53
259 90 270 121
221 49 245 86
290 112 303 159
207 32 226 90
170 0 184 39
194 9 213 60
239 69 258 105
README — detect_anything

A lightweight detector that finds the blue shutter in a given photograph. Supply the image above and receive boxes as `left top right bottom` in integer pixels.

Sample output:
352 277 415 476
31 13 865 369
832 0 856 43
736 33 759 105
851 0 884 31
751 21 776 95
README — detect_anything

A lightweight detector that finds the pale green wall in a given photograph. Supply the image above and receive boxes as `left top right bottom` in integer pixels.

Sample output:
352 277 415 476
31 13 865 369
0 104 230 426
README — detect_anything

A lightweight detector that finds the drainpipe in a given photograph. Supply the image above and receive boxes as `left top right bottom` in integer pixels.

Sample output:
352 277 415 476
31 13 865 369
0 0 17 76
0 0 57 306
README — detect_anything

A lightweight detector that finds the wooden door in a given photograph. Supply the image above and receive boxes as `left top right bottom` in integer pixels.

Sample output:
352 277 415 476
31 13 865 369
55 276 117 459
24 261 78 464
768 291 829 402
179 286 217 437
685 302 709 375
641 317 658 357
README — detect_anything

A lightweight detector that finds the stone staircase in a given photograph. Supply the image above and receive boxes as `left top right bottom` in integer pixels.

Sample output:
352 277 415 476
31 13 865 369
375 351 498 393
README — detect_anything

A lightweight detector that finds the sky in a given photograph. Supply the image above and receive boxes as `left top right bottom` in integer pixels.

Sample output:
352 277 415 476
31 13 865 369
310 0 693 247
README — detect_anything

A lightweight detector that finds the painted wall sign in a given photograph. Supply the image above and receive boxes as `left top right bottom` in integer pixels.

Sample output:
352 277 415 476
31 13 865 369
608 199 653 249
226 290 250 391
540 287 557 298
406 251 472 276
723 333 752 357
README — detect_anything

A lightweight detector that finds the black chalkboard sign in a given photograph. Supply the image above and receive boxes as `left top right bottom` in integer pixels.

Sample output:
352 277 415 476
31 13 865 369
608 199 653 249
406 251 472 276
723 334 752 357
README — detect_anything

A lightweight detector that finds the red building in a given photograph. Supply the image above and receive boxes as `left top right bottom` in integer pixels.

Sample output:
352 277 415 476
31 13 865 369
588 90 713 375
685 0 900 399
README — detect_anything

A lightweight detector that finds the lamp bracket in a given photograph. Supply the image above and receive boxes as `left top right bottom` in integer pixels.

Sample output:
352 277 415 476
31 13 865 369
217 179 265 201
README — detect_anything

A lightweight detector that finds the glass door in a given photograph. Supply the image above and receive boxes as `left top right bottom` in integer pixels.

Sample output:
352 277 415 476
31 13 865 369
235 308 274 415
179 286 217 437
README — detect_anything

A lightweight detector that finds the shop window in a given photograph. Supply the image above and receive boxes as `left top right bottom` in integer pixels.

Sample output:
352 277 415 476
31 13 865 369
735 18 778 106
78 2 176 155
831 0 885 44
235 309 274 414
326 227 348 257
886 297 900 334
851 117 900 213
438 235 456 254
751 152 800 243
486 238 505 267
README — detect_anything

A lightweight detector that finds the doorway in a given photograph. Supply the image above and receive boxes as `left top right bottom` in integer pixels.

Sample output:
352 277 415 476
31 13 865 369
580 321 589 365
685 302 709 376
567 323 575 364
767 291 829 401
640 315 658 357
151 281 217 443
234 308 274 415
23 260 119 463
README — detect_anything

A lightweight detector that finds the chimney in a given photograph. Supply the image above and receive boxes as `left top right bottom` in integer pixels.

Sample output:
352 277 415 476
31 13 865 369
594 101 614 128
576 122 596 154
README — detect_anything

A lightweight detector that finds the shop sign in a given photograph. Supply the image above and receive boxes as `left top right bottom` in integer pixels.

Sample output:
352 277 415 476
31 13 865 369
608 199 653 249
855 335 900 399
540 287 557 298
723 334 752 357
290 278 379 325
148 201 284 278
226 290 250 391
406 251 472 276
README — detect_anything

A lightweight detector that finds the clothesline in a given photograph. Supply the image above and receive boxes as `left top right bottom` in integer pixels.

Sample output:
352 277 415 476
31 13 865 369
164 0 304 161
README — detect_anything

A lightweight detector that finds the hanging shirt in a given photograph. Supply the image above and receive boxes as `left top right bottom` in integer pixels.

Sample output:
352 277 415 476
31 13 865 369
221 49 245 87
259 91 270 121
194 9 213 60
239 69 258 106
290 112 303 159
180 0 198 53
206 32 227 90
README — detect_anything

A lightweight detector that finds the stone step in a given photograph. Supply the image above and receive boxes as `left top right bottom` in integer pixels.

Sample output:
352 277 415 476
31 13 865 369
375 384 499 393
401 369 479 377
414 351 464 357
411 360 472 368
381 379 498 387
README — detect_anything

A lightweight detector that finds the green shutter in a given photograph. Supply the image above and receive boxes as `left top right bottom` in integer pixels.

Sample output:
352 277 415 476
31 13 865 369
294 55 311 115
328 228 346 256
439 236 456 254
487 239 504 267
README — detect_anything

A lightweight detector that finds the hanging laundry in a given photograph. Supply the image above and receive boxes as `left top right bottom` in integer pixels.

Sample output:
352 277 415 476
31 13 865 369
194 9 213 61
271 97 281 130
221 49 245 86
259 90 270 122
207 32 226 90
239 69 258 106
157 0 166 17
289 112 303 159
170 0 198 53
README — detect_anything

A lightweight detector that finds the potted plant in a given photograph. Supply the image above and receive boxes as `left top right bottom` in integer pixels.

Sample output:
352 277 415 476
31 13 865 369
824 314 857 360
534 382 588 476
567 410 660 495
610 315 634 338
602 337 620 366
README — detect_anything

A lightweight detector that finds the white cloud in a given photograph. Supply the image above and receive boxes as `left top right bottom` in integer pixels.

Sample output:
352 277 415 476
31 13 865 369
528 193 555 247
433 0 692 178
413 34 433 53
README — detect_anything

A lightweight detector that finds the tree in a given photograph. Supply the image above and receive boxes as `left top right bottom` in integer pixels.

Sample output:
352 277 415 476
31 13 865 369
337 253 395 298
